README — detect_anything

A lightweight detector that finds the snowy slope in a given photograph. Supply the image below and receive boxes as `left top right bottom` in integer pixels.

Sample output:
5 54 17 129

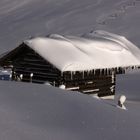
0 81 139 140
116 70 140 101
0 0 140 53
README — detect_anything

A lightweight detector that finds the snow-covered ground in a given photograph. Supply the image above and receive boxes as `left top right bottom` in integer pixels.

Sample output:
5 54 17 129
0 0 140 52
0 0 140 139
0 80 139 140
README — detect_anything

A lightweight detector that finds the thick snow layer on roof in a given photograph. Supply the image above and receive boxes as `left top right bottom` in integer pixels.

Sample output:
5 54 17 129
25 30 140 72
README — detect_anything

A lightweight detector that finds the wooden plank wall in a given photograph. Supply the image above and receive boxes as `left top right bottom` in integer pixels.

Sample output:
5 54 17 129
10 45 61 85
63 71 116 97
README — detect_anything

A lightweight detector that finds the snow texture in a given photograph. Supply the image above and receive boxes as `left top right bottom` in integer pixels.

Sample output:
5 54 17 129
0 80 139 140
0 0 140 53
25 30 140 71
0 0 140 139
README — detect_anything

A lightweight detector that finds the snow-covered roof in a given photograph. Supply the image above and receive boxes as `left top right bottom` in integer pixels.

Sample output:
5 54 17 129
24 30 140 72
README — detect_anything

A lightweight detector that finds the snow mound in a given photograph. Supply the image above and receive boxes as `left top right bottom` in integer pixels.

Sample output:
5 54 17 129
25 30 140 72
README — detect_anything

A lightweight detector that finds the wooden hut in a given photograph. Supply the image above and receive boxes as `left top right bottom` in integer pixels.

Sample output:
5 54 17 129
0 31 140 98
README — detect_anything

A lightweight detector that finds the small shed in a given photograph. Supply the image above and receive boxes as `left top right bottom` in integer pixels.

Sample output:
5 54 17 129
0 30 140 98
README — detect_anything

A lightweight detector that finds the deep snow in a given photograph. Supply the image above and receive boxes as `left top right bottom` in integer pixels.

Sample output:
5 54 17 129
0 0 140 52
0 80 139 140
0 0 140 139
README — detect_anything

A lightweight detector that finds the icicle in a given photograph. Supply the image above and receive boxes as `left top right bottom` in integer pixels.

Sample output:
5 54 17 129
71 71 73 80
87 70 90 76
82 71 84 79
94 69 96 75
90 70 92 74
61 72 63 77
111 71 115 83
108 69 110 75
53 81 56 86
99 69 102 75
117 67 119 73
107 68 109 75
93 69 95 75
101 69 103 75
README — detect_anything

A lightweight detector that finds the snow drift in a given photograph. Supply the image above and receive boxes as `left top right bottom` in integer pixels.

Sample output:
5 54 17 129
0 80 139 140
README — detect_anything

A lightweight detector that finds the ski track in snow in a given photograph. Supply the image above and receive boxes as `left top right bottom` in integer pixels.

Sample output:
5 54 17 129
0 0 33 16
0 0 140 53
97 0 140 26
